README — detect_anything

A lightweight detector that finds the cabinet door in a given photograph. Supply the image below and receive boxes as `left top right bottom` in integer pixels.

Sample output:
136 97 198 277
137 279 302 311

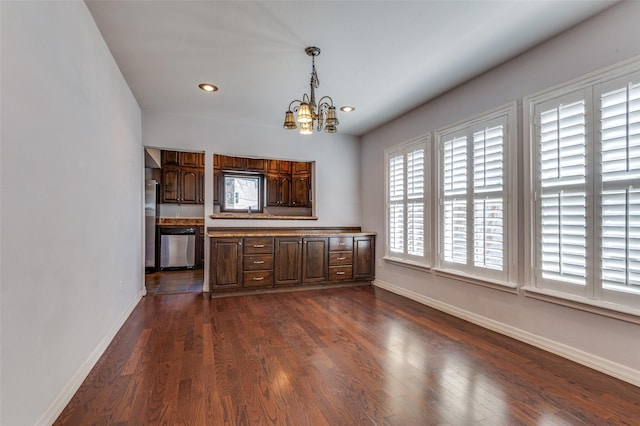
266 174 281 206
161 150 180 166
280 175 291 206
302 237 328 283
267 159 279 173
210 238 242 289
278 160 291 174
180 152 201 168
266 174 291 206
161 167 180 203
291 176 310 207
292 161 310 175
274 237 302 285
220 155 245 170
354 236 375 280
245 158 266 172
181 169 199 204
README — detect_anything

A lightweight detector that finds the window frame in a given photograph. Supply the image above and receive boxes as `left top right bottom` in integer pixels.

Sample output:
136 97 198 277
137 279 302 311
220 171 264 213
524 57 640 316
434 102 518 288
383 135 431 268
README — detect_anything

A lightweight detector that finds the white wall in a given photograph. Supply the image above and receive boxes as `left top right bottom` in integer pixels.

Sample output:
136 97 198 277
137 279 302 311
361 1 640 386
0 2 143 425
143 111 361 290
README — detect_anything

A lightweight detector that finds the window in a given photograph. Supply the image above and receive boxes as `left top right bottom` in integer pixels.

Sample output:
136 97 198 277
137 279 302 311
527 65 640 312
385 136 429 266
221 173 263 212
436 103 517 285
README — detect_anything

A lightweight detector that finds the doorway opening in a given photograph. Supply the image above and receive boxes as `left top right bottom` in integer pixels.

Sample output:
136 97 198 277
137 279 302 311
144 147 205 295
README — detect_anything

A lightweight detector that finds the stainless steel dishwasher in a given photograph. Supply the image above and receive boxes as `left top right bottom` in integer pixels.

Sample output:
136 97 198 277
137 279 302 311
159 227 196 269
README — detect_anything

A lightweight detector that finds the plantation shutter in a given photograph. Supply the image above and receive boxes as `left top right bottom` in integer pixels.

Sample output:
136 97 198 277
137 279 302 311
473 124 504 271
600 80 640 292
389 154 404 254
407 149 425 256
442 135 468 264
537 97 587 286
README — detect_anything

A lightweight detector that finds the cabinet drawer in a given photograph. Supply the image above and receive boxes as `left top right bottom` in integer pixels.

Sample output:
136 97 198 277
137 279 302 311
329 251 353 266
244 237 274 254
243 270 274 287
243 255 274 271
329 266 353 281
329 237 353 251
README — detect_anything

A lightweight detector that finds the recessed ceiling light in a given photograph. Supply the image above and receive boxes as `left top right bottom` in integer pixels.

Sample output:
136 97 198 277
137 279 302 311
198 83 218 92
340 105 355 112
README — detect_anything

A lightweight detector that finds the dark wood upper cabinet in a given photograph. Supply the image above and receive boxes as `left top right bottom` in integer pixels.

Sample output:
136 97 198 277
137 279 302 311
220 155 245 170
161 167 180 203
180 152 202 168
180 169 200 204
214 155 312 210
161 150 180 166
292 161 310 175
245 158 266 172
160 150 205 204
266 175 291 207
291 175 310 207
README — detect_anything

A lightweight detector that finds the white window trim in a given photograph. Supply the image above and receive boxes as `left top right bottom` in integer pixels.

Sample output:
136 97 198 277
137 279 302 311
384 134 431 268
523 55 640 318
434 102 519 289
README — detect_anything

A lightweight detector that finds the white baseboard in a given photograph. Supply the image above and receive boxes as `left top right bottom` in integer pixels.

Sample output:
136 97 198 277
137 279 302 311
374 279 640 388
36 292 144 426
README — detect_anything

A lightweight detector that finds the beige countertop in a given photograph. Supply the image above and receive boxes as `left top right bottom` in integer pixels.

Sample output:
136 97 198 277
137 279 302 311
157 218 204 226
207 229 376 238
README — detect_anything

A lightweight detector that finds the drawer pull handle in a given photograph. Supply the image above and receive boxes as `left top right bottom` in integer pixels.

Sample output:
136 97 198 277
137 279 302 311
336 257 346 260
339 242 346 246
336 271 346 275
253 244 265 248
253 277 265 281
253 260 265 264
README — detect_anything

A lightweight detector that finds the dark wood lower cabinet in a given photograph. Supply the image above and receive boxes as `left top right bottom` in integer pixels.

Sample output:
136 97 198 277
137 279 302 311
302 237 328 283
209 237 243 289
209 228 375 294
274 237 303 285
354 235 375 280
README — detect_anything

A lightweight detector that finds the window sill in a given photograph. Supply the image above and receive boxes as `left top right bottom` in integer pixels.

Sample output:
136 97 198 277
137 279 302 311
523 286 640 325
382 256 431 272
432 268 519 294
210 213 318 220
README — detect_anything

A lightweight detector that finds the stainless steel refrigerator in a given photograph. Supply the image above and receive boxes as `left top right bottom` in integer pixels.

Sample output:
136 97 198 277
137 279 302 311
144 180 158 273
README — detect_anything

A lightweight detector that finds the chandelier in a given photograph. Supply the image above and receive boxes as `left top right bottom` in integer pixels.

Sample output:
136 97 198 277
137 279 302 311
283 47 339 135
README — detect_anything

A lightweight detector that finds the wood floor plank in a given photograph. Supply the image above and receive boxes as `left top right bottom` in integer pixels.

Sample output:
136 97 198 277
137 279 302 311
55 286 640 425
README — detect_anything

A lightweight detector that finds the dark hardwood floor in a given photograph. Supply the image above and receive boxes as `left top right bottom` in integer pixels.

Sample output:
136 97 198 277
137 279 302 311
145 269 204 295
55 286 640 425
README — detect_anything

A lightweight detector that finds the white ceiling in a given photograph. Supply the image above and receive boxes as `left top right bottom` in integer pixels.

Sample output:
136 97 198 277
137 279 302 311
86 0 616 136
